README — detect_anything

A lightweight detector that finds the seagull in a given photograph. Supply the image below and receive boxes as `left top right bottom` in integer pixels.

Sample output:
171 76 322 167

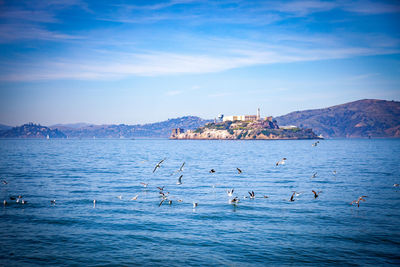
332 170 337 175
350 196 367 207
159 198 166 207
117 195 123 200
130 195 139 200
177 175 183 185
153 158 166 173
227 189 234 197
312 190 322 199
21 200 27 204
157 186 165 191
229 197 240 204
2 180 7 185
276 158 287 166
237 168 242 174
290 192 296 202
312 141 319 147
248 191 255 199
394 184 399 187
209 169 216 173
140 182 148 188
311 172 318 178
193 202 198 208
51 199 56 205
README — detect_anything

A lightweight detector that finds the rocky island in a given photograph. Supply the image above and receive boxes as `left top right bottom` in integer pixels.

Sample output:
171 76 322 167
170 115 321 140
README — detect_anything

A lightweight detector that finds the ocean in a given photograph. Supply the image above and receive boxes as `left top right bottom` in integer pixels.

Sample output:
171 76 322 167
0 139 399 266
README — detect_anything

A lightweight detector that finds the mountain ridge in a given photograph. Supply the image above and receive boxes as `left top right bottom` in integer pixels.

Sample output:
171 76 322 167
275 99 400 138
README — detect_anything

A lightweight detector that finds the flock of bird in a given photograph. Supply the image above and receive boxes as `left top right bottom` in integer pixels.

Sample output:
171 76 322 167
2 141 399 210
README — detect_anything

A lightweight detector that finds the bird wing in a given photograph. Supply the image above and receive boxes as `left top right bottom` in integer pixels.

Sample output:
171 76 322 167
159 199 165 207
312 190 317 196
178 175 183 183
179 162 185 171
153 165 158 173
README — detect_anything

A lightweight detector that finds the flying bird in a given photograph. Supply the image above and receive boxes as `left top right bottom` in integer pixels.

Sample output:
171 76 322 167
177 175 183 185
51 199 56 205
276 158 287 166
153 158 166 173
193 202 198 208
227 189 234 197
21 200 28 204
130 195 139 201
248 191 255 199
394 184 399 187
290 192 296 202
157 186 165 191
2 180 7 185
117 195 123 200
350 196 367 207
140 182 148 188
209 169 216 173
236 168 242 174
311 172 318 178
312 190 322 199
3 200 7 206
332 170 337 175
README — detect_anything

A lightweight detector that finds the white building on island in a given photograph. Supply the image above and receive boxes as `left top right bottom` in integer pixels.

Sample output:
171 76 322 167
223 108 263 122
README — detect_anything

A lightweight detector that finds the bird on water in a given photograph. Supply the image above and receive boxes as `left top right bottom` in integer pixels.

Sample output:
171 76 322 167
350 196 367 207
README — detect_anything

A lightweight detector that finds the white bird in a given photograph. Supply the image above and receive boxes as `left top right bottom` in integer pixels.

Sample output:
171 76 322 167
153 158 166 173
332 170 337 175
227 189 234 197
276 158 287 166
248 191 255 199
130 195 139 200
117 195 123 200
177 175 183 185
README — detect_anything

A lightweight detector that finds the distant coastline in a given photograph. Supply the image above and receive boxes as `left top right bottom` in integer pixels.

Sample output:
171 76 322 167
1 99 399 139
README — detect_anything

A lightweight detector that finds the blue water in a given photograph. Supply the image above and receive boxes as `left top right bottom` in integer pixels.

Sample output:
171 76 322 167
0 139 399 266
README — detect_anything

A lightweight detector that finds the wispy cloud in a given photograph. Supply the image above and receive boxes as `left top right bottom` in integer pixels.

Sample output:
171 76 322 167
1 33 399 81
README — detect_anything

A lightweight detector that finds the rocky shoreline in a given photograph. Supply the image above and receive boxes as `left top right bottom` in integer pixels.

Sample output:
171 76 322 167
170 120 322 140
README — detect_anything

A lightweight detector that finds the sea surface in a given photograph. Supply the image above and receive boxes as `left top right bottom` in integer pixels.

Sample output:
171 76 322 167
0 139 399 266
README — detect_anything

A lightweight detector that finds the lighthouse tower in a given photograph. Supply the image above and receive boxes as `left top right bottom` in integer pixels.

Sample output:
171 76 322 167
257 108 260 120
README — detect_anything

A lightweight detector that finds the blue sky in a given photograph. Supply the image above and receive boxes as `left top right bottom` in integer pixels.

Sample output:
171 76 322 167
0 0 399 126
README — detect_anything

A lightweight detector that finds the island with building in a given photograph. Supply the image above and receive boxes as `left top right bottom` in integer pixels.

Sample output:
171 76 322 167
170 109 322 140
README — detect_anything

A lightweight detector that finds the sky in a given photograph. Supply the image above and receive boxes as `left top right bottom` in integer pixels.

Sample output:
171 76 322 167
0 0 399 126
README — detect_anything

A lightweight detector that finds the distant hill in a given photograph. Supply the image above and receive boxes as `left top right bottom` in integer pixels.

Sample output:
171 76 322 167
0 124 12 131
0 123 67 138
51 116 212 138
275 99 400 138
